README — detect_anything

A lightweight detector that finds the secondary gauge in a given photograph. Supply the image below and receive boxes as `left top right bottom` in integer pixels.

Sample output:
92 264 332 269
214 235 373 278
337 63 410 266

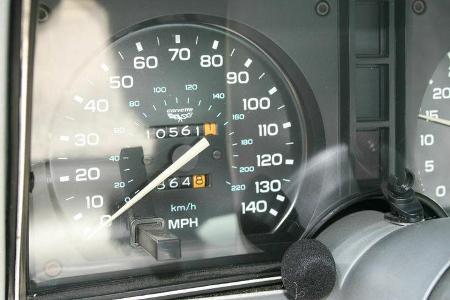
415 52 450 213
31 16 324 274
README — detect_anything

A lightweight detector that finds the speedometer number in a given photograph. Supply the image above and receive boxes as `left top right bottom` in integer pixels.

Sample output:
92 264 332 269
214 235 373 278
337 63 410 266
241 201 268 215
133 56 159 69
169 48 191 61
242 97 271 111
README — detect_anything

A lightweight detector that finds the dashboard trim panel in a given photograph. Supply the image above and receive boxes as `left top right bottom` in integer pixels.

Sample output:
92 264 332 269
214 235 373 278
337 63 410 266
118 276 282 300
11 0 34 298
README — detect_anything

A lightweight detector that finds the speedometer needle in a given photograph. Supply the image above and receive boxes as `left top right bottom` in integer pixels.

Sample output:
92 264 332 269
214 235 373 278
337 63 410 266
418 114 450 127
87 137 210 239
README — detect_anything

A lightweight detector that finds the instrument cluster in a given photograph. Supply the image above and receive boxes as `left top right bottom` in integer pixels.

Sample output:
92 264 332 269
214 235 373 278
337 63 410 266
23 0 450 298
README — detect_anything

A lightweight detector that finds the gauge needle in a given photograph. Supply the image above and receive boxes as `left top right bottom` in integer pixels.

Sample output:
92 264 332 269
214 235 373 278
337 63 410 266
418 114 450 127
87 137 210 239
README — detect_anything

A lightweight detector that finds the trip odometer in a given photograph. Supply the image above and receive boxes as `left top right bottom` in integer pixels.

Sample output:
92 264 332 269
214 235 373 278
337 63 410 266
40 16 322 265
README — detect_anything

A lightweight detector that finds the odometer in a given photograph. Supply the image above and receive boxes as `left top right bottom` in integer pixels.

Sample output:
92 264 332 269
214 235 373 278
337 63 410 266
29 17 323 284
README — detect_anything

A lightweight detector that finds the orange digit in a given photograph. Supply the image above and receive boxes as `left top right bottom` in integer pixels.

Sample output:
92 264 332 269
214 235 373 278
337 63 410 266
203 122 217 136
192 175 206 188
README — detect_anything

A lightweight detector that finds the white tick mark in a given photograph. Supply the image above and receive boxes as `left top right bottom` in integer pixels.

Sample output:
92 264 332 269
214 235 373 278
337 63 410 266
212 40 219 50
101 63 109 72
276 195 285 202
73 95 84 103
282 122 292 129
136 42 143 52
59 176 70 182
268 87 278 95
244 58 253 68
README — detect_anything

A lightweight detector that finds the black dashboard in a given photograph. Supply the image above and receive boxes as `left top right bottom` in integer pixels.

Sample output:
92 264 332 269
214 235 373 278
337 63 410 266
4 0 450 299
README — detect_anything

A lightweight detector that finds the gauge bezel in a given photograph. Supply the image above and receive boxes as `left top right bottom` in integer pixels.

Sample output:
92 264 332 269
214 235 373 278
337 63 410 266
26 13 326 298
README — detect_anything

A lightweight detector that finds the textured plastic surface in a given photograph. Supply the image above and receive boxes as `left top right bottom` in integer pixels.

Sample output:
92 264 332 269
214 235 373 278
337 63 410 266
430 268 450 300
281 239 336 300
318 211 450 299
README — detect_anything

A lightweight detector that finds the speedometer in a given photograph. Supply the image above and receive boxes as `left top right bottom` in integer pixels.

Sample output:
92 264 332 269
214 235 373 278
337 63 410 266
30 16 323 279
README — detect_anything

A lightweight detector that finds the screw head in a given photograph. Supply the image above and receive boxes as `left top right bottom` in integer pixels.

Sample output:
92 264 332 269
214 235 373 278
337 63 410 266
412 0 426 15
44 260 62 277
38 4 50 23
212 150 222 160
143 156 153 165
316 1 330 17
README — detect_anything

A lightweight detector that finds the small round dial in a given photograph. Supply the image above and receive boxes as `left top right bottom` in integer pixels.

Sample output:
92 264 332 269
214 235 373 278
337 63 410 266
415 52 450 213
